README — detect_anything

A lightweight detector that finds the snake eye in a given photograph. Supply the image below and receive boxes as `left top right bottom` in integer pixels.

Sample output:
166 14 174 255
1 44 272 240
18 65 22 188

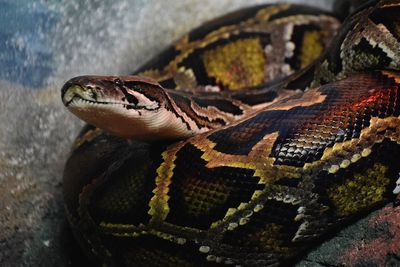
114 78 124 87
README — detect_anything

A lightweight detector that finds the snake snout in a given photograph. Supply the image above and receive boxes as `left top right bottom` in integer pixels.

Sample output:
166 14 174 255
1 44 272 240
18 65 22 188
61 76 99 107
61 79 75 100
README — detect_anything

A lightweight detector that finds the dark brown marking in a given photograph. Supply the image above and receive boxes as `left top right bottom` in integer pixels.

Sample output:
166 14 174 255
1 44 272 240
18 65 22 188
169 91 227 129
166 143 263 229
208 72 400 167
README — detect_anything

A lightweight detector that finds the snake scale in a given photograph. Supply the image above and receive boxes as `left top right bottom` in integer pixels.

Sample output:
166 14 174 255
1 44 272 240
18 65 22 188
61 1 400 266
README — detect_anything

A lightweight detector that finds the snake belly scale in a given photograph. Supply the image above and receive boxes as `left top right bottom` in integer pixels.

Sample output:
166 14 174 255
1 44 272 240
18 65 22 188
61 1 400 266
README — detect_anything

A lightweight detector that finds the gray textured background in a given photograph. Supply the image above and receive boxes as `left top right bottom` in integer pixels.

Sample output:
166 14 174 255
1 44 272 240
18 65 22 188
3 1 397 266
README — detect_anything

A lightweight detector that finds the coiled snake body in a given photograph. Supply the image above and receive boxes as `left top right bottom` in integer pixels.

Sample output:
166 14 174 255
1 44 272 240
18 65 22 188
62 1 400 266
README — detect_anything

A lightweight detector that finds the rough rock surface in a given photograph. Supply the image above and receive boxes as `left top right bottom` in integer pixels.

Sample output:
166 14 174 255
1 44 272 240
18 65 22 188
0 0 398 266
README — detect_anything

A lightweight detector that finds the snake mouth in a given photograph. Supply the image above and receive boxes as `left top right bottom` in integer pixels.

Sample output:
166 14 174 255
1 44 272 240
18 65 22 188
62 85 159 111
65 94 118 107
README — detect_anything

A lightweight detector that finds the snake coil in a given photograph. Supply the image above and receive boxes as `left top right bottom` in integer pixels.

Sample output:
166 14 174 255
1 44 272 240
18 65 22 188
62 1 400 266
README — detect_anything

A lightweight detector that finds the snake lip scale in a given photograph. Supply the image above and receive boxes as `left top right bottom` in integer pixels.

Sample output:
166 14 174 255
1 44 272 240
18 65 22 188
62 1 400 266
61 77 160 111
62 86 158 111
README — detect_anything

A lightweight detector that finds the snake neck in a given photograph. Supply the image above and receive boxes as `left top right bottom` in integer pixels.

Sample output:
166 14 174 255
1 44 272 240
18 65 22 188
309 0 400 87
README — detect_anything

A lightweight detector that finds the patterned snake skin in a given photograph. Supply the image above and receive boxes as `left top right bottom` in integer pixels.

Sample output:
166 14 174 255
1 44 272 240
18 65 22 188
62 1 400 266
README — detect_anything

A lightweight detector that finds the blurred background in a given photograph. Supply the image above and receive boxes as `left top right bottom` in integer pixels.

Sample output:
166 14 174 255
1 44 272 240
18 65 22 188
2 1 372 266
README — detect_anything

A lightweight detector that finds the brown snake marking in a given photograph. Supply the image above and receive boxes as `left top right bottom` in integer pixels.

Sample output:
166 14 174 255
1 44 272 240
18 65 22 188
136 3 340 91
62 1 400 266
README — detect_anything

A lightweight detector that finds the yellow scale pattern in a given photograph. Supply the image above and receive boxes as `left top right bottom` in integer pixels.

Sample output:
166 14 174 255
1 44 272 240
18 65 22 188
243 223 293 255
202 37 266 90
327 163 390 217
300 31 324 68
181 176 231 217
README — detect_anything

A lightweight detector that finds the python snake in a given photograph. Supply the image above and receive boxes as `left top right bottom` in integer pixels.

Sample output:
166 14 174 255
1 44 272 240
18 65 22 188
61 1 400 266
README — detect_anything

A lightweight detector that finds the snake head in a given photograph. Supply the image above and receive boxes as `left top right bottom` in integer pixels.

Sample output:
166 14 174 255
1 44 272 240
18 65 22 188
61 75 190 140
61 75 164 109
